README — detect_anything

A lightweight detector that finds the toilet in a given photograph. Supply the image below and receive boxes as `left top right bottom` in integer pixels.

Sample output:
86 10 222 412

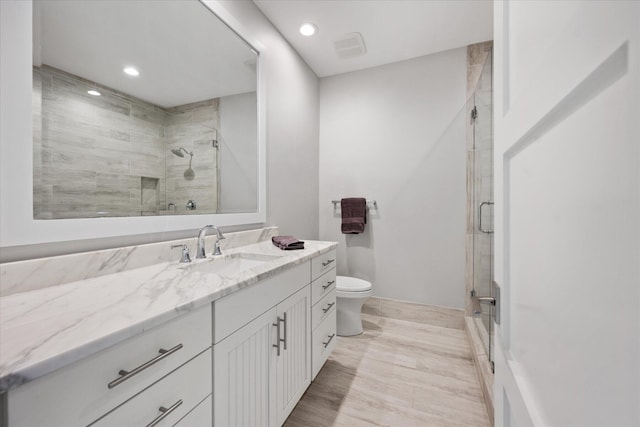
335 276 373 336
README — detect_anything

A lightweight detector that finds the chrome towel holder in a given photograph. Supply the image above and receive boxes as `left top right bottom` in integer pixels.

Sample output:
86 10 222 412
331 199 378 209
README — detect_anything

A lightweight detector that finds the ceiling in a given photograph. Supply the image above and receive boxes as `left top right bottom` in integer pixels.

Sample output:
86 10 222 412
253 0 493 77
34 1 257 108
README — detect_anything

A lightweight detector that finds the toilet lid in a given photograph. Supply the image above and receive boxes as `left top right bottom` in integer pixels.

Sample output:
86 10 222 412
336 276 372 292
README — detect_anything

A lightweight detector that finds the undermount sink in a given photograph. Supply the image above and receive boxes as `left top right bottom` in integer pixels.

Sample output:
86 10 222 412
179 253 282 276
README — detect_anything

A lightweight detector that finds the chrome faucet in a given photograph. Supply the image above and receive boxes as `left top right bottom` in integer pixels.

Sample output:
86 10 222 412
196 225 225 258
171 244 192 263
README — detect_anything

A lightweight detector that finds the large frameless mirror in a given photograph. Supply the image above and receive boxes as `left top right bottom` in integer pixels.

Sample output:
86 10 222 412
32 0 259 219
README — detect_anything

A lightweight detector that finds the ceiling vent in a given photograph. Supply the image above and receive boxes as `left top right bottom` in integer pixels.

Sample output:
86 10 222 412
333 32 367 59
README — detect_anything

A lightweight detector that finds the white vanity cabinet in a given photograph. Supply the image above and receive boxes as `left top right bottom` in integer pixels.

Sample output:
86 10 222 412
213 262 311 427
310 249 338 380
6 306 211 427
3 245 338 427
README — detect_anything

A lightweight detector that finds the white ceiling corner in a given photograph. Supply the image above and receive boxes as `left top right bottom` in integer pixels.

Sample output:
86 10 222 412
253 0 493 77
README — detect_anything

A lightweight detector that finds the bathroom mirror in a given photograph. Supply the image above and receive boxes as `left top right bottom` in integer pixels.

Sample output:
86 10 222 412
0 0 268 251
32 0 260 219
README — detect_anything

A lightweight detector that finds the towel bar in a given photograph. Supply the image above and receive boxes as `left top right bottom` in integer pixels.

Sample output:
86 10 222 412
331 199 377 208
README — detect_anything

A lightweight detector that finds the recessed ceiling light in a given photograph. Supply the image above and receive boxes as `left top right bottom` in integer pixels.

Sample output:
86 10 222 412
87 89 101 96
123 67 139 76
299 23 317 37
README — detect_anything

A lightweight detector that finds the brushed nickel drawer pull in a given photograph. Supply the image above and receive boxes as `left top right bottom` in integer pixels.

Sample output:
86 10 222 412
273 315 286 356
145 399 183 427
323 333 336 348
107 343 183 389
282 312 288 351
272 317 281 356
322 280 335 290
321 259 335 267
322 302 335 313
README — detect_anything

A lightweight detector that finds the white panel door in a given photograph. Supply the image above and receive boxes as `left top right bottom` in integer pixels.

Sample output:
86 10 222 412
493 1 639 426
214 307 277 427
275 285 311 426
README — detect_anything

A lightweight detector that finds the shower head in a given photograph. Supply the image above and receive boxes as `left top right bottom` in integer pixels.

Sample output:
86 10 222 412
170 147 193 158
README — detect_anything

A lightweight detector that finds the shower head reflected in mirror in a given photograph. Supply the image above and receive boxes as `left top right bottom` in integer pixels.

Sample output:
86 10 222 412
170 147 193 158
170 147 195 181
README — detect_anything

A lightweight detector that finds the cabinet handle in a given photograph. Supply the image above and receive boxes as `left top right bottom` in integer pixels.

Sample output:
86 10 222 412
322 280 335 290
145 399 183 427
323 333 336 348
273 315 286 356
322 302 335 313
273 317 281 356
107 344 183 389
282 312 288 351
322 259 335 267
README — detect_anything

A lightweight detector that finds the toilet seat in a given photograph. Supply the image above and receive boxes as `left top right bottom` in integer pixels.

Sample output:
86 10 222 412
336 276 373 299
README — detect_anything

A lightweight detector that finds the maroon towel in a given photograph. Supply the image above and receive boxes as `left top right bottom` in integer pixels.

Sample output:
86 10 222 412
272 236 305 250
341 198 366 234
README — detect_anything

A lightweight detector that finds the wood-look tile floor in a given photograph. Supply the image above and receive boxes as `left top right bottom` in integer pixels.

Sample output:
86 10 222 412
285 308 491 427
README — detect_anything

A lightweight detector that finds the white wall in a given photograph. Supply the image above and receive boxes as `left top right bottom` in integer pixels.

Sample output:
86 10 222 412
219 91 258 213
319 48 467 309
0 0 319 261
217 1 319 240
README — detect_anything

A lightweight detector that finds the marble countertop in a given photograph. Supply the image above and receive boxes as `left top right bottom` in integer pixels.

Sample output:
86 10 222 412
0 240 337 392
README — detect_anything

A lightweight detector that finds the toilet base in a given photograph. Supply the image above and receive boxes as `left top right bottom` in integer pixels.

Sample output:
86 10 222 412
336 296 367 336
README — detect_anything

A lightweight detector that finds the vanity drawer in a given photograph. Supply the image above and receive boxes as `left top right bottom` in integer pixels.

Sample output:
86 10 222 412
311 314 337 380
174 394 212 426
311 249 337 281
7 307 211 427
311 268 336 305
90 349 211 426
312 289 336 331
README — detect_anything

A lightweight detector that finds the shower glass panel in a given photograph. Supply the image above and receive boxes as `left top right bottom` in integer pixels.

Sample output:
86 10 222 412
471 50 494 366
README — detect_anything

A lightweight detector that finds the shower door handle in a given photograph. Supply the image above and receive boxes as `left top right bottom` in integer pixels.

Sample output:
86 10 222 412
478 201 494 234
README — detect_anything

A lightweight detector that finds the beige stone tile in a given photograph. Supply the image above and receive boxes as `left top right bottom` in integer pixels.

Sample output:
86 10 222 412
286 302 491 427
377 297 465 330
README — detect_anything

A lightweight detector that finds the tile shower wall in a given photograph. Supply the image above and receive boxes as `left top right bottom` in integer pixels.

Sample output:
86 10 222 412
34 66 166 219
33 66 219 219
165 100 219 215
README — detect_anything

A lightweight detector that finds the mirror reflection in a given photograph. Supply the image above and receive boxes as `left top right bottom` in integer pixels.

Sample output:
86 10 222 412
32 0 258 219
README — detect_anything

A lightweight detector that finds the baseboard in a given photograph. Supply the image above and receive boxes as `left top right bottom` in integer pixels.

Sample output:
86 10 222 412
362 296 465 330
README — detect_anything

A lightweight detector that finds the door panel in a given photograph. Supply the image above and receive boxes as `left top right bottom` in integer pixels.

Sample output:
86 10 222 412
494 1 639 426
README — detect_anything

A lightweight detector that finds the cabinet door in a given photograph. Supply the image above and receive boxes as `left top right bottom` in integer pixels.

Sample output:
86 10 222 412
275 286 311 426
214 307 276 427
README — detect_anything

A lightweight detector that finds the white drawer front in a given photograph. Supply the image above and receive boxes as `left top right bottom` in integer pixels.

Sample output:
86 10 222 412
311 249 336 281
8 307 211 427
312 289 336 331
174 394 212 426
311 314 337 380
311 268 336 305
91 349 212 427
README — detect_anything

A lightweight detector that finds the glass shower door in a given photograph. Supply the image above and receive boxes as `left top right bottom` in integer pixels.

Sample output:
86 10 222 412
471 50 494 368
